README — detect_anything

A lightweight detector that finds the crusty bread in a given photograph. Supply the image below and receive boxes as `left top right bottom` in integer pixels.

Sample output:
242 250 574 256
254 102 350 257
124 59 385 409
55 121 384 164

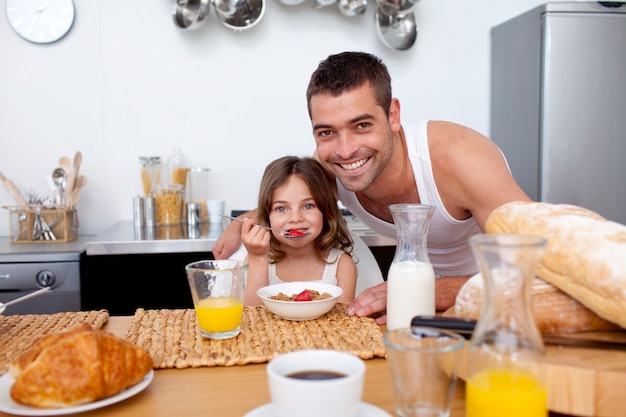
9 324 153 408
485 201 626 329
455 273 619 333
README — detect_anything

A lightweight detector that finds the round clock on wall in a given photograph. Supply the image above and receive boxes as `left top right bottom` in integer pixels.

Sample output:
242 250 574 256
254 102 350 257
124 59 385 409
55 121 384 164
5 0 76 44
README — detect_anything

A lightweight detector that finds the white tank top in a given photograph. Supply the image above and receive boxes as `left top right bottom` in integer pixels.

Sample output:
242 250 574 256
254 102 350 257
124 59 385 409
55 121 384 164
268 248 343 285
336 120 480 277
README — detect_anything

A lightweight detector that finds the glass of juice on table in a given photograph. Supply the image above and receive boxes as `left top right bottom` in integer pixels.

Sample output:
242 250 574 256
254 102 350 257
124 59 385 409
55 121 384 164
185 260 248 340
466 234 548 417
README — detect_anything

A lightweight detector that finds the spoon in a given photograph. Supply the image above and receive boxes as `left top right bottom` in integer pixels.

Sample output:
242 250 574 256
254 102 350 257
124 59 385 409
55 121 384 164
220 215 312 239
375 8 417 51
59 156 71 173
0 287 51 315
52 167 66 207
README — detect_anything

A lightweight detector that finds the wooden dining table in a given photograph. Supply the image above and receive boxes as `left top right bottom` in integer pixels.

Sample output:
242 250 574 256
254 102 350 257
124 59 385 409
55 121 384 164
0 316 467 417
0 315 592 417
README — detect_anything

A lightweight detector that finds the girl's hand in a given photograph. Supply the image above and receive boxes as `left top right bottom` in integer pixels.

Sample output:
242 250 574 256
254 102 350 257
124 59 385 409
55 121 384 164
240 219 270 257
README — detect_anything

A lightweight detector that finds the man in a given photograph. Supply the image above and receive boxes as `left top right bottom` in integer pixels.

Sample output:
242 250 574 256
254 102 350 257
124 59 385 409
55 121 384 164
213 52 530 323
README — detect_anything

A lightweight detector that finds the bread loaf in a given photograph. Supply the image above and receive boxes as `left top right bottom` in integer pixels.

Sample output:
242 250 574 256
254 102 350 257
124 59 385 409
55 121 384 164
485 201 626 329
455 273 619 333
9 324 153 408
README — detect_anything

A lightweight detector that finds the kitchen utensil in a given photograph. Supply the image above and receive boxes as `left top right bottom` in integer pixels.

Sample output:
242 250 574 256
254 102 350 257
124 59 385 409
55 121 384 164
69 187 82 208
74 174 87 190
212 0 265 31
59 156 71 173
411 316 626 351
375 8 417 51
0 171 28 206
173 0 210 30
220 215 312 239
338 0 367 17
0 286 51 314
64 151 82 205
32 211 63 240
52 167 66 206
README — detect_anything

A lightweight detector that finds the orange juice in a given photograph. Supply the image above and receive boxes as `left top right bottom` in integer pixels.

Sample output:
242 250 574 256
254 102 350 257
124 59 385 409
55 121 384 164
466 368 547 417
195 297 243 333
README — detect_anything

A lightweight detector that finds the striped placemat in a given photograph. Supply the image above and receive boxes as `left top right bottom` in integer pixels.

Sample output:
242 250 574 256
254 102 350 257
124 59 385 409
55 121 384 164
124 303 385 369
0 310 110 375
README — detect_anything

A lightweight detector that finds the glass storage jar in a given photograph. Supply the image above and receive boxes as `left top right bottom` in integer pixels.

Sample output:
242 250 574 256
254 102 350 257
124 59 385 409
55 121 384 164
153 184 183 226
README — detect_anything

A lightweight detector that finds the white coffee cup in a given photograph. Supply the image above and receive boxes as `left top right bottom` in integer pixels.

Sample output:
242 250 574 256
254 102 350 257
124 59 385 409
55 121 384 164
267 349 365 417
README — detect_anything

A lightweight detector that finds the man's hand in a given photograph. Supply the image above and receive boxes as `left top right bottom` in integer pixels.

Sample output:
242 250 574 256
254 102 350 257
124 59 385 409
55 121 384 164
345 275 470 323
346 282 388 324
212 220 243 259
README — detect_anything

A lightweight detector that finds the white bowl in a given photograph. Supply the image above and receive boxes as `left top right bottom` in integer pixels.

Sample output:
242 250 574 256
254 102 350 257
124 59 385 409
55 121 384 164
257 282 343 321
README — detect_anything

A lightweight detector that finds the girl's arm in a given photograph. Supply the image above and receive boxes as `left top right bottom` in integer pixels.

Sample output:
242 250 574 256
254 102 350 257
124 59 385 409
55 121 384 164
241 220 271 306
336 252 357 303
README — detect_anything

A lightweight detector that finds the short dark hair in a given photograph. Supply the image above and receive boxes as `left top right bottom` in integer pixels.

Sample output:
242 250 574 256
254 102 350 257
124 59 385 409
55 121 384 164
306 51 392 118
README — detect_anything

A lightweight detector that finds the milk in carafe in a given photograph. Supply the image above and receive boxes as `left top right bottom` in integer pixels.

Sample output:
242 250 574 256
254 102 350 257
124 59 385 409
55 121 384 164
386 260 435 331
386 204 435 331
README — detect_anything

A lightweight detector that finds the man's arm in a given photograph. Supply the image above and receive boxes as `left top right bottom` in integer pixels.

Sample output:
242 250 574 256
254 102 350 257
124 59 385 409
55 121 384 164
212 209 257 260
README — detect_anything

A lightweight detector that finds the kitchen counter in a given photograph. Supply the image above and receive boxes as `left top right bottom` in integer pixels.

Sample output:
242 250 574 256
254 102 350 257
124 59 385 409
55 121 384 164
81 219 395 315
86 218 396 256
0 236 93 262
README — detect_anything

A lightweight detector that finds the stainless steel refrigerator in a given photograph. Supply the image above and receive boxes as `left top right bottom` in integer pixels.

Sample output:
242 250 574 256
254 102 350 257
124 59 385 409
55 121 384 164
490 1 626 224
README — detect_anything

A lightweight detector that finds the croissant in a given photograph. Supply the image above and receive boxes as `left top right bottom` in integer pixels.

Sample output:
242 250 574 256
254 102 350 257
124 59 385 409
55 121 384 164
9 324 153 408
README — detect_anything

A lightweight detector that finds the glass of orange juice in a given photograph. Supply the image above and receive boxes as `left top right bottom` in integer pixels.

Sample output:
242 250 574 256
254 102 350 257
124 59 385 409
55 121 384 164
185 260 247 340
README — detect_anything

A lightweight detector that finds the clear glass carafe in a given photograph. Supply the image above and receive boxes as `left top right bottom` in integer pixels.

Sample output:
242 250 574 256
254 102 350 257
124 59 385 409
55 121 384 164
386 204 435 331
466 234 548 417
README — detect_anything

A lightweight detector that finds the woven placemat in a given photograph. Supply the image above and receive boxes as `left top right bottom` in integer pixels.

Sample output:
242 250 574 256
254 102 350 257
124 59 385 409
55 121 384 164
125 303 385 369
0 310 110 375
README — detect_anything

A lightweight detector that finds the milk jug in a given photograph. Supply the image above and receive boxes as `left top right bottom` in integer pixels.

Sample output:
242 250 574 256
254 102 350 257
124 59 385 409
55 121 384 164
386 204 435 331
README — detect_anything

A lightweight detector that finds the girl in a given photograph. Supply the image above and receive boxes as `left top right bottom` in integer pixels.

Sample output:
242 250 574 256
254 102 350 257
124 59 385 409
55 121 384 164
241 156 357 305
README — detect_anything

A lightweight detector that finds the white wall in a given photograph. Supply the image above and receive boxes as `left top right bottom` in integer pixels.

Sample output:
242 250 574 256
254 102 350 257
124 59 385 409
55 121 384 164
0 0 549 236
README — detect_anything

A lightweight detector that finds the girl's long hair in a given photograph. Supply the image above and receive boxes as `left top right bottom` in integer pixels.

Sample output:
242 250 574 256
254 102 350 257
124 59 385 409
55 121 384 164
257 156 354 264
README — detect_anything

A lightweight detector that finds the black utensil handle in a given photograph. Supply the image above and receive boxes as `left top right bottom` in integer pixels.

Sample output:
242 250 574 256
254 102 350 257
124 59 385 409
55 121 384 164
411 315 477 338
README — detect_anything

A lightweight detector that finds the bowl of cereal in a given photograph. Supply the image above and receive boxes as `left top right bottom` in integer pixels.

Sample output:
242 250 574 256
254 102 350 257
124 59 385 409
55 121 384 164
257 282 343 321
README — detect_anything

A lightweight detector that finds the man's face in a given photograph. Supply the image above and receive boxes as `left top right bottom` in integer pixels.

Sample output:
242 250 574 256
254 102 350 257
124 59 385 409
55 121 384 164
310 83 394 193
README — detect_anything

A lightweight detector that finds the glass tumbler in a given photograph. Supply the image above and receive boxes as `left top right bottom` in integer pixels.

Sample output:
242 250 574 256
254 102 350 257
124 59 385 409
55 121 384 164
185 260 247 340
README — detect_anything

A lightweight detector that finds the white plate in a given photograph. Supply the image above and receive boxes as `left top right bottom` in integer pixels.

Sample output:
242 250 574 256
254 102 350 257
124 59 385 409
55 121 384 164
244 402 392 417
0 370 154 416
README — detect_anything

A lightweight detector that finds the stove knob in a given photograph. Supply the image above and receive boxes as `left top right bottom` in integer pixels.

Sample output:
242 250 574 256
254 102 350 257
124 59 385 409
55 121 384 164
36 270 56 287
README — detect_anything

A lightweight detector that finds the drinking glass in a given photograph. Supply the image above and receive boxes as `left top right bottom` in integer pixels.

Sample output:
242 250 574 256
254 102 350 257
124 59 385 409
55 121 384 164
185 260 247 340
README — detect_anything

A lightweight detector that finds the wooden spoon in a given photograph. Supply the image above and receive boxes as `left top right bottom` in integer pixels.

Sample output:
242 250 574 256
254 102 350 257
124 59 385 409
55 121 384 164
59 156 71 173
63 151 82 205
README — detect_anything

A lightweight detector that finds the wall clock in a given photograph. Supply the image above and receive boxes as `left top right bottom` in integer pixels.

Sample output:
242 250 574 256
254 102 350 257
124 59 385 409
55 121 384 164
5 0 76 44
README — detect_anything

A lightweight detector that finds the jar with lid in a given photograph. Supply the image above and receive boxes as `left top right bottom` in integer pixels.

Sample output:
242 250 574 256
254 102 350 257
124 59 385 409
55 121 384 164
466 234 548 417
386 204 435 331
139 156 162 196
153 184 183 226
167 146 189 191
187 167 211 222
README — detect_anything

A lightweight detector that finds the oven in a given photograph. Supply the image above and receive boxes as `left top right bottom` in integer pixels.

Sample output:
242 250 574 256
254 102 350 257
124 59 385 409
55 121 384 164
0 238 84 315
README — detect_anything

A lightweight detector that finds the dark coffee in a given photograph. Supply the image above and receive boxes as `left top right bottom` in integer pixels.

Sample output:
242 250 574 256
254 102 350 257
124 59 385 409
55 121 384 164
287 370 346 381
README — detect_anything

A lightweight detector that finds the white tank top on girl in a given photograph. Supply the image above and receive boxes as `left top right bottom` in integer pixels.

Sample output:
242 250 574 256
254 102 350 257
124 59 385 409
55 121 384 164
268 248 344 285
336 120 480 277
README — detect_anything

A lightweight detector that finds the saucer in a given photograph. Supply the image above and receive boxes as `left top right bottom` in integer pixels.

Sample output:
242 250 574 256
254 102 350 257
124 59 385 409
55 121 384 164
244 402 392 417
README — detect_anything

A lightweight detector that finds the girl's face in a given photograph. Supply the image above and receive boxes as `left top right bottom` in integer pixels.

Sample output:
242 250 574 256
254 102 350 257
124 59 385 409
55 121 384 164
268 175 323 244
